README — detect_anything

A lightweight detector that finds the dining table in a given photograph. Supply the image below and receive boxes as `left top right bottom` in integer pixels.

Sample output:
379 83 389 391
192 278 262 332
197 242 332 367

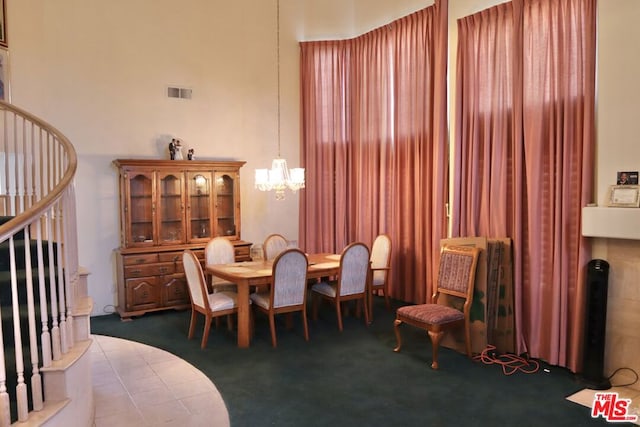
206 252 342 348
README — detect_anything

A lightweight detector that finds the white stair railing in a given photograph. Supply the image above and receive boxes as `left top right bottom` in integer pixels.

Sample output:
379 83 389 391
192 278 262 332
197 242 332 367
0 100 79 425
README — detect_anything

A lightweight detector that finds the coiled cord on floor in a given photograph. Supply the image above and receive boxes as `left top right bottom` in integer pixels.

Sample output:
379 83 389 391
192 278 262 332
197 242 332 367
473 345 540 375
608 367 639 388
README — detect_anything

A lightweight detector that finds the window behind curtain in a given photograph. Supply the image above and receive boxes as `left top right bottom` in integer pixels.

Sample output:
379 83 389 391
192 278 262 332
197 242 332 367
453 0 596 371
300 2 449 304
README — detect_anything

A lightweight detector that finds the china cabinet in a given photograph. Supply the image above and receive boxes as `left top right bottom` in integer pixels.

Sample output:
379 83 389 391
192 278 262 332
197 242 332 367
113 159 251 319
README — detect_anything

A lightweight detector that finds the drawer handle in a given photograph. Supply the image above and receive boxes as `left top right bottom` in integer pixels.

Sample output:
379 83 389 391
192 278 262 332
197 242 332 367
159 267 168 273
130 269 141 275
135 258 146 264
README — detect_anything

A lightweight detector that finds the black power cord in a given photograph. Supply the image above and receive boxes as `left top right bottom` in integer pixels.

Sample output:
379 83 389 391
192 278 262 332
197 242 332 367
608 367 639 388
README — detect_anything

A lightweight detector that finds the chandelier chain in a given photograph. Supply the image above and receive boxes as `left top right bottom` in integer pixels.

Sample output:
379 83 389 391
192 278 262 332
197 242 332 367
276 0 281 157
253 0 305 199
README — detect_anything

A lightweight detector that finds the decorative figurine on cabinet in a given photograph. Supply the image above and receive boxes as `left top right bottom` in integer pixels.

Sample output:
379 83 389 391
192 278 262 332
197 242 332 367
168 140 176 160
174 139 184 160
188 148 195 160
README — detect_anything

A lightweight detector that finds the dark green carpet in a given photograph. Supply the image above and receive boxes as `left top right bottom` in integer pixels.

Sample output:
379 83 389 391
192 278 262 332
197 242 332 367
90 299 614 427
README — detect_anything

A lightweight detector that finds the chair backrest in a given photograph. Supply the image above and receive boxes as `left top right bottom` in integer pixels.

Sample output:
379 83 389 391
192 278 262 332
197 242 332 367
204 237 235 265
370 234 391 286
183 249 209 310
434 245 481 303
263 233 288 260
271 248 309 308
337 242 370 296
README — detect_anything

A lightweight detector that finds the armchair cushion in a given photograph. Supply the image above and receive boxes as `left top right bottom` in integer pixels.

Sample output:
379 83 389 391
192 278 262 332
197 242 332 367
397 304 464 325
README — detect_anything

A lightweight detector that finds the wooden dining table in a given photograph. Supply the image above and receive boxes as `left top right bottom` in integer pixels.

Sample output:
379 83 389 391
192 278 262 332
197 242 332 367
205 253 342 348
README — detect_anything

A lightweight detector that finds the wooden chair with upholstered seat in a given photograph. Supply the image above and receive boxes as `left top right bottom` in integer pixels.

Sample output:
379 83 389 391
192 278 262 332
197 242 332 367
263 233 289 261
369 234 392 320
204 237 238 328
249 248 310 347
311 242 371 331
183 249 239 349
393 244 481 369
204 237 237 292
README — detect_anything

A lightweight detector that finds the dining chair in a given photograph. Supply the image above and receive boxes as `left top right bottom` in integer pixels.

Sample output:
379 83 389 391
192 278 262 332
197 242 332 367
249 248 310 347
369 234 392 320
204 237 237 292
183 249 240 349
311 242 370 331
263 233 289 261
393 244 481 369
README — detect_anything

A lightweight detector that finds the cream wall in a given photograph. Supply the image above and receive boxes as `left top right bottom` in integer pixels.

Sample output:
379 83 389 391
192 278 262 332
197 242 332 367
6 0 639 383
6 0 426 317
593 0 640 390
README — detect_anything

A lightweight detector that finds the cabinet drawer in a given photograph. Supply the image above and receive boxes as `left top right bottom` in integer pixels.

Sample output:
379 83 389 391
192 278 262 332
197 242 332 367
158 251 184 263
235 246 250 257
123 253 159 265
124 262 176 278
234 244 251 262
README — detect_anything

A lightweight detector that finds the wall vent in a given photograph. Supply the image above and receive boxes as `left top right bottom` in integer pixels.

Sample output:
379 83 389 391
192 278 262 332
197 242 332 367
167 87 192 99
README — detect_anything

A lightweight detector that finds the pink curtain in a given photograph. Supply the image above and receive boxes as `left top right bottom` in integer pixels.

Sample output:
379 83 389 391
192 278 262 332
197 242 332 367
453 0 596 371
300 1 449 303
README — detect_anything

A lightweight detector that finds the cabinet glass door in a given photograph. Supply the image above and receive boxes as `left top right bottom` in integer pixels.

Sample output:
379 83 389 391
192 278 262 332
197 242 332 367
158 172 185 244
215 172 239 238
127 172 154 247
187 171 213 241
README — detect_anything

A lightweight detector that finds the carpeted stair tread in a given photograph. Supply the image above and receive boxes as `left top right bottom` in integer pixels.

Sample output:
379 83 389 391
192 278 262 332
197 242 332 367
1 216 53 422
0 268 56 305
0 239 56 270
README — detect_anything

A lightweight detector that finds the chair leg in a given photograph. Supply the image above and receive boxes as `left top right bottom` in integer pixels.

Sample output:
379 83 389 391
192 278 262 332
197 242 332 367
464 321 472 358
269 314 278 348
363 297 370 326
428 330 444 370
188 309 197 340
226 314 234 331
383 285 391 311
393 319 403 352
201 314 213 349
302 309 310 342
336 301 343 331
285 312 294 330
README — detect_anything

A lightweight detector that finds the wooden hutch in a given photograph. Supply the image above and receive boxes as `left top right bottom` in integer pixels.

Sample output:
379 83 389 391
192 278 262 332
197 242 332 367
113 159 251 319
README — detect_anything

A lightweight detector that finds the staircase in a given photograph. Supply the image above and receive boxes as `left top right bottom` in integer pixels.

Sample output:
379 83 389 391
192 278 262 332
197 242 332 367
0 101 93 426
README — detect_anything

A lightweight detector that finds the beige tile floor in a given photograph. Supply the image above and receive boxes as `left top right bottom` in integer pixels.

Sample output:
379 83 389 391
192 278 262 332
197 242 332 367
91 334 230 427
567 385 640 425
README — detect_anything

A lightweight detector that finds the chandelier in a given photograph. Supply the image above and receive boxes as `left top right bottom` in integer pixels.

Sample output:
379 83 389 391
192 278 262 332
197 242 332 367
254 0 305 200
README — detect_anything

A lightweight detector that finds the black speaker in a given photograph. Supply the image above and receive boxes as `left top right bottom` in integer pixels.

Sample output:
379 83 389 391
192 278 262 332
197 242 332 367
580 259 611 390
